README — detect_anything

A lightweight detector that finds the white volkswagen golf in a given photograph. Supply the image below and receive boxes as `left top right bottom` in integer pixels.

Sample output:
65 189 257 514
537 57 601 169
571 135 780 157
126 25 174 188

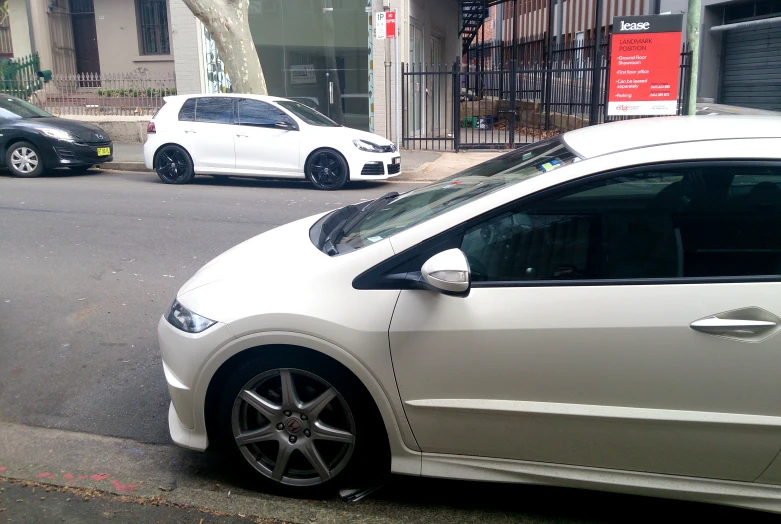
144 94 400 190
158 116 781 512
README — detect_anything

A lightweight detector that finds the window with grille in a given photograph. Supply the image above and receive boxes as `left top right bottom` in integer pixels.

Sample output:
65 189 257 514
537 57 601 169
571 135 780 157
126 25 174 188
137 0 170 55
0 12 12 58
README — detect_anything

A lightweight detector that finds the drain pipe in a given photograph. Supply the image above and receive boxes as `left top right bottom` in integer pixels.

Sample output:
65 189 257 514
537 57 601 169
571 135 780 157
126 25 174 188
25 0 36 55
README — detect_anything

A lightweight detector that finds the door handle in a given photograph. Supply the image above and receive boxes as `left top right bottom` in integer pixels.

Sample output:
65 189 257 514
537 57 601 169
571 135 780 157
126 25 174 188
690 317 777 335
236 134 248 138
184 129 196 134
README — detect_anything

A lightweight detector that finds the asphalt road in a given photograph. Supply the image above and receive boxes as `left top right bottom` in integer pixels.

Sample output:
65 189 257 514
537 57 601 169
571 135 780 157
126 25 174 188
0 169 419 444
0 169 776 522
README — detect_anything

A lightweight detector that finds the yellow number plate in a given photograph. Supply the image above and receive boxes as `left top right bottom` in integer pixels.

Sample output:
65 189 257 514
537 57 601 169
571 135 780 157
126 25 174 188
96 147 111 157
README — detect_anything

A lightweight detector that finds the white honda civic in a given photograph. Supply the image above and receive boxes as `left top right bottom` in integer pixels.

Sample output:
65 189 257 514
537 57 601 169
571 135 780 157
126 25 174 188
143 94 400 190
158 116 781 512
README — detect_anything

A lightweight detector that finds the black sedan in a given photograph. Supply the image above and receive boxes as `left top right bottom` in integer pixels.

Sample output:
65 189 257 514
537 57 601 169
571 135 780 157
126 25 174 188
0 95 113 177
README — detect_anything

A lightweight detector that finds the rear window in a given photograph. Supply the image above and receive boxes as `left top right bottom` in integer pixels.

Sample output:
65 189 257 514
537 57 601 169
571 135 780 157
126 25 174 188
178 99 195 121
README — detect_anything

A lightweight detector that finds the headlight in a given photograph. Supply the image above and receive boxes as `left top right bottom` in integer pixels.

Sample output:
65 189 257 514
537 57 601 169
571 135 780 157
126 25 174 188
353 139 385 153
34 127 76 141
166 299 216 333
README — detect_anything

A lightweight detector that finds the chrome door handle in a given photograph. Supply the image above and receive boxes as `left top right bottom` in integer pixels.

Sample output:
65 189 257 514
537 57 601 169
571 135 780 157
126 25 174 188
690 317 777 335
236 134 248 138
184 129 196 134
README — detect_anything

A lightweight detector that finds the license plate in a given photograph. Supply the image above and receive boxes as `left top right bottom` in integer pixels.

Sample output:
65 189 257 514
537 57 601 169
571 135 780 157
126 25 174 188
96 147 111 157
392 157 400 165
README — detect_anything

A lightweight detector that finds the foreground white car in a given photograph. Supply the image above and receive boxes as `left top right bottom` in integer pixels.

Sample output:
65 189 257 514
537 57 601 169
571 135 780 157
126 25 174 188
159 116 781 512
144 94 400 190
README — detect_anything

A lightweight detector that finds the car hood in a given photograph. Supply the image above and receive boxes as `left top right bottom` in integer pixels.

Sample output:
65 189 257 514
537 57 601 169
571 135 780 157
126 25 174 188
12 117 111 143
174 211 396 326
311 125 396 149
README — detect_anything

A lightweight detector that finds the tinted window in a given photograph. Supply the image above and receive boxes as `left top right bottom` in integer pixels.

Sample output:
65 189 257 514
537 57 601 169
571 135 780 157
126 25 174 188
237 99 293 126
178 99 196 121
194 97 233 124
276 100 339 127
461 166 781 282
0 96 52 119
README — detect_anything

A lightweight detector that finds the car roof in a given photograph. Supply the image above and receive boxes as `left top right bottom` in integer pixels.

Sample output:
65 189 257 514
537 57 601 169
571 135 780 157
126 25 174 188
163 93 290 103
562 116 781 160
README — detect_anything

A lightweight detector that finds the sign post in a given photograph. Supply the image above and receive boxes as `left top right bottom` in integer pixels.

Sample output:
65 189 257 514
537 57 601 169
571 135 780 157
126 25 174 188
607 15 684 117
376 10 399 148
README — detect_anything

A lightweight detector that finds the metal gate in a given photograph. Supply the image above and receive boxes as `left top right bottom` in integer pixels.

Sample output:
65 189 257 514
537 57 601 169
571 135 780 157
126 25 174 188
403 40 692 151
720 25 781 111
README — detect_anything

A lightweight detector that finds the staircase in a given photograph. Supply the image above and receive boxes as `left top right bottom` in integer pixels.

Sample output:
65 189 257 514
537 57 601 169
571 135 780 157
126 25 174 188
460 0 489 55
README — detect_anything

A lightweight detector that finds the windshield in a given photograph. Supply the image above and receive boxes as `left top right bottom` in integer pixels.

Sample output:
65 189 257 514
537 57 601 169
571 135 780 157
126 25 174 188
335 137 579 251
276 100 340 127
0 96 51 119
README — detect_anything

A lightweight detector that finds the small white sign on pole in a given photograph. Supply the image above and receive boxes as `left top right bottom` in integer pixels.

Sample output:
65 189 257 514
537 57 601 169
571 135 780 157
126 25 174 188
375 10 396 40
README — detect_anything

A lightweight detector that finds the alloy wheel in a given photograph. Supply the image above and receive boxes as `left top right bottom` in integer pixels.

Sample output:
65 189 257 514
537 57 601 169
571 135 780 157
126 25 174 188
309 152 346 190
156 147 192 183
11 147 39 174
231 368 356 487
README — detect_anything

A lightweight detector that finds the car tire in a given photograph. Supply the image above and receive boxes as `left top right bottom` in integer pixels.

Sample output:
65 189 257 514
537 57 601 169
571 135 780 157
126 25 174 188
217 352 389 495
154 145 195 184
306 150 349 191
6 142 44 178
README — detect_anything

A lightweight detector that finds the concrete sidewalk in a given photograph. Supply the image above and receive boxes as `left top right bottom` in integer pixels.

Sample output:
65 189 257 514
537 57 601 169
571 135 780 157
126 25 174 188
104 144 502 183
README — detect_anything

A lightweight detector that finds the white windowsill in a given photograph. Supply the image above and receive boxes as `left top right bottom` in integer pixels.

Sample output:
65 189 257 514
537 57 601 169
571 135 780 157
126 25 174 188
133 55 174 63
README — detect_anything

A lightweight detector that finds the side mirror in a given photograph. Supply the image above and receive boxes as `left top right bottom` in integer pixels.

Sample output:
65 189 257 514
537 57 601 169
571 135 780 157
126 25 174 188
421 249 470 296
274 121 295 130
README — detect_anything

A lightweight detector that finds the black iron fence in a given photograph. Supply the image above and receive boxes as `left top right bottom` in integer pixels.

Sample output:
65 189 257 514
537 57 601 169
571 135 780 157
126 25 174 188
403 40 692 151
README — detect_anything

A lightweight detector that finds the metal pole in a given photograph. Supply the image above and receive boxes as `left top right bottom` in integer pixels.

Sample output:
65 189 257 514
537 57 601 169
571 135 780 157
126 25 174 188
395 34 401 149
385 38 392 139
686 0 700 115
544 0 555 130
589 0 604 125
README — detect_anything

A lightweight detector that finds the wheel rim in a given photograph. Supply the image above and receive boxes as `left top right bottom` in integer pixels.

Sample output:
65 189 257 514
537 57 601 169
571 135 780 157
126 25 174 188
156 148 191 182
309 153 343 189
231 368 356 487
11 147 39 173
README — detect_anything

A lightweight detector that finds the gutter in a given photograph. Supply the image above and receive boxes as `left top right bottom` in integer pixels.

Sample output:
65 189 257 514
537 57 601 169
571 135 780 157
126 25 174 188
710 15 781 33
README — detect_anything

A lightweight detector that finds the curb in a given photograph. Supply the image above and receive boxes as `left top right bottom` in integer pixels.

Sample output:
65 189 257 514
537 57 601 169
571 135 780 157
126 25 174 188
98 162 151 172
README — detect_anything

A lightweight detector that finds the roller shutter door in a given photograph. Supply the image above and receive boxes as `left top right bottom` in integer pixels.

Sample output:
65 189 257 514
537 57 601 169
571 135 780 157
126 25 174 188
720 24 781 111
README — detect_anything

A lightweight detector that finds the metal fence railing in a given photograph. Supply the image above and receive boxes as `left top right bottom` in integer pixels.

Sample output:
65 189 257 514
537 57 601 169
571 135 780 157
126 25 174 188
0 53 42 99
403 40 693 151
37 72 176 116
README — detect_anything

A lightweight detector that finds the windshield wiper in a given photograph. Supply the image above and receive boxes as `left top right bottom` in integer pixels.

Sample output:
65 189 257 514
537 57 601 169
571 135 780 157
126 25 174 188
322 192 399 255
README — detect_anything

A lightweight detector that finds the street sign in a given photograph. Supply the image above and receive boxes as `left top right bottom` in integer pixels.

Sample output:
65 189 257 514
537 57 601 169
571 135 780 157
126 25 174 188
375 10 396 40
607 14 684 116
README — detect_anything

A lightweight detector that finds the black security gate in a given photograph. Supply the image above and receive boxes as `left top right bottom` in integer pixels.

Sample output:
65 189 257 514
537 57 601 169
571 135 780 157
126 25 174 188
402 40 692 151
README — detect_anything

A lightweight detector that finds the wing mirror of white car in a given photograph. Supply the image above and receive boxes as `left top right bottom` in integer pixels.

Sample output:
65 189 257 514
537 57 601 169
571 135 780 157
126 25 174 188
420 248 471 297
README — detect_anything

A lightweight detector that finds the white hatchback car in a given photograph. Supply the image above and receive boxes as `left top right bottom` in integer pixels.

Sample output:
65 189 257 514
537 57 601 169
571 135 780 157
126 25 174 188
159 116 781 512
144 94 400 190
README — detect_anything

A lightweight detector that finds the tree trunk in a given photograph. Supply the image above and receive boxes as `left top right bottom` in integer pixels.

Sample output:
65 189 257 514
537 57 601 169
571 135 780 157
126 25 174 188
181 0 267 95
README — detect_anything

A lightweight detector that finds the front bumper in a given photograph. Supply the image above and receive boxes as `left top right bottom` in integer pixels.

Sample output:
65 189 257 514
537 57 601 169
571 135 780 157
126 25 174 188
348 150 402 180
158 314 236 451
48 141 114 167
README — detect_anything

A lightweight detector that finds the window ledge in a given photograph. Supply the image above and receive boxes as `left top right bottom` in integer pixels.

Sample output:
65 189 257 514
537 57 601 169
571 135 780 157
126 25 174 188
133 55 174 63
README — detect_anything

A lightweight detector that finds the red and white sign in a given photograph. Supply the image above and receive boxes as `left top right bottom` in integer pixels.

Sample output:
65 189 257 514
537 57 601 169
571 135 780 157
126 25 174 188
607 15 683 116
375 10 396 39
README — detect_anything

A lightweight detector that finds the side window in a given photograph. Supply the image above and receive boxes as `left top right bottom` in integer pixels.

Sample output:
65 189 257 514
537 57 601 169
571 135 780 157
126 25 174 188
461 165 781 282
237 99 294 127
178 98 195 121
194 97 233 124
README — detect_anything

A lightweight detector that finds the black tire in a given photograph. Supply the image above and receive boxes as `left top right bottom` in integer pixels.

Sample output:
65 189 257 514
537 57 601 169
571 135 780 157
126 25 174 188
67 165 93 174
217 352 389 496
154 145 195 184
306 150 348 191
6 141 44 178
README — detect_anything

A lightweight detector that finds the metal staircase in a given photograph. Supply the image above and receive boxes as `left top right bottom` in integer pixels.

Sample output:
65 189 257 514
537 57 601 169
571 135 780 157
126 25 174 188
460 0 489 55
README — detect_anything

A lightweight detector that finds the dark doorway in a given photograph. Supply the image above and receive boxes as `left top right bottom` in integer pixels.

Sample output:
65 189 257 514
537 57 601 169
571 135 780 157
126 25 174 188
70 0 100 75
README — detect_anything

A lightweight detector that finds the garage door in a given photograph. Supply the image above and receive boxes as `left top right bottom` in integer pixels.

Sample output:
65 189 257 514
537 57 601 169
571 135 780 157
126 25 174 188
720 24 781 111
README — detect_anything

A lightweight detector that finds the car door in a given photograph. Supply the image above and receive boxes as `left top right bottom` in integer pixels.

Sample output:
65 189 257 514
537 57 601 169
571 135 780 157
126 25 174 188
389 161 781 482
177 97 236 171
234 99 301 175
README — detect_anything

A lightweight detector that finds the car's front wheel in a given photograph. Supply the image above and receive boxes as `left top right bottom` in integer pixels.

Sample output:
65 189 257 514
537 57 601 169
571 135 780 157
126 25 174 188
306 150 348 190
155 145 194 184
217 354 388 494
6 142 44 178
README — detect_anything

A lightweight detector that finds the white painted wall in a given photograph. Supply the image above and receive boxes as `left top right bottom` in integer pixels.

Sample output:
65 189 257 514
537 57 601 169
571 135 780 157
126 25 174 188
8 0 32 58
170 0 204 94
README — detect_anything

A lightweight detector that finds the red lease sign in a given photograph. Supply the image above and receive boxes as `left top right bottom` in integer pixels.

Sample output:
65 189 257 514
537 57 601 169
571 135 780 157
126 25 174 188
607 15 683 116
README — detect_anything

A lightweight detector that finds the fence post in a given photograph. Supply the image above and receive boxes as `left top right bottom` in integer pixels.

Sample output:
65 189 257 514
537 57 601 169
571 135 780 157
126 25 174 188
452 60 460 152
401 62 406 149
589 0 604 125
509 59 517 149
544 0 555 131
